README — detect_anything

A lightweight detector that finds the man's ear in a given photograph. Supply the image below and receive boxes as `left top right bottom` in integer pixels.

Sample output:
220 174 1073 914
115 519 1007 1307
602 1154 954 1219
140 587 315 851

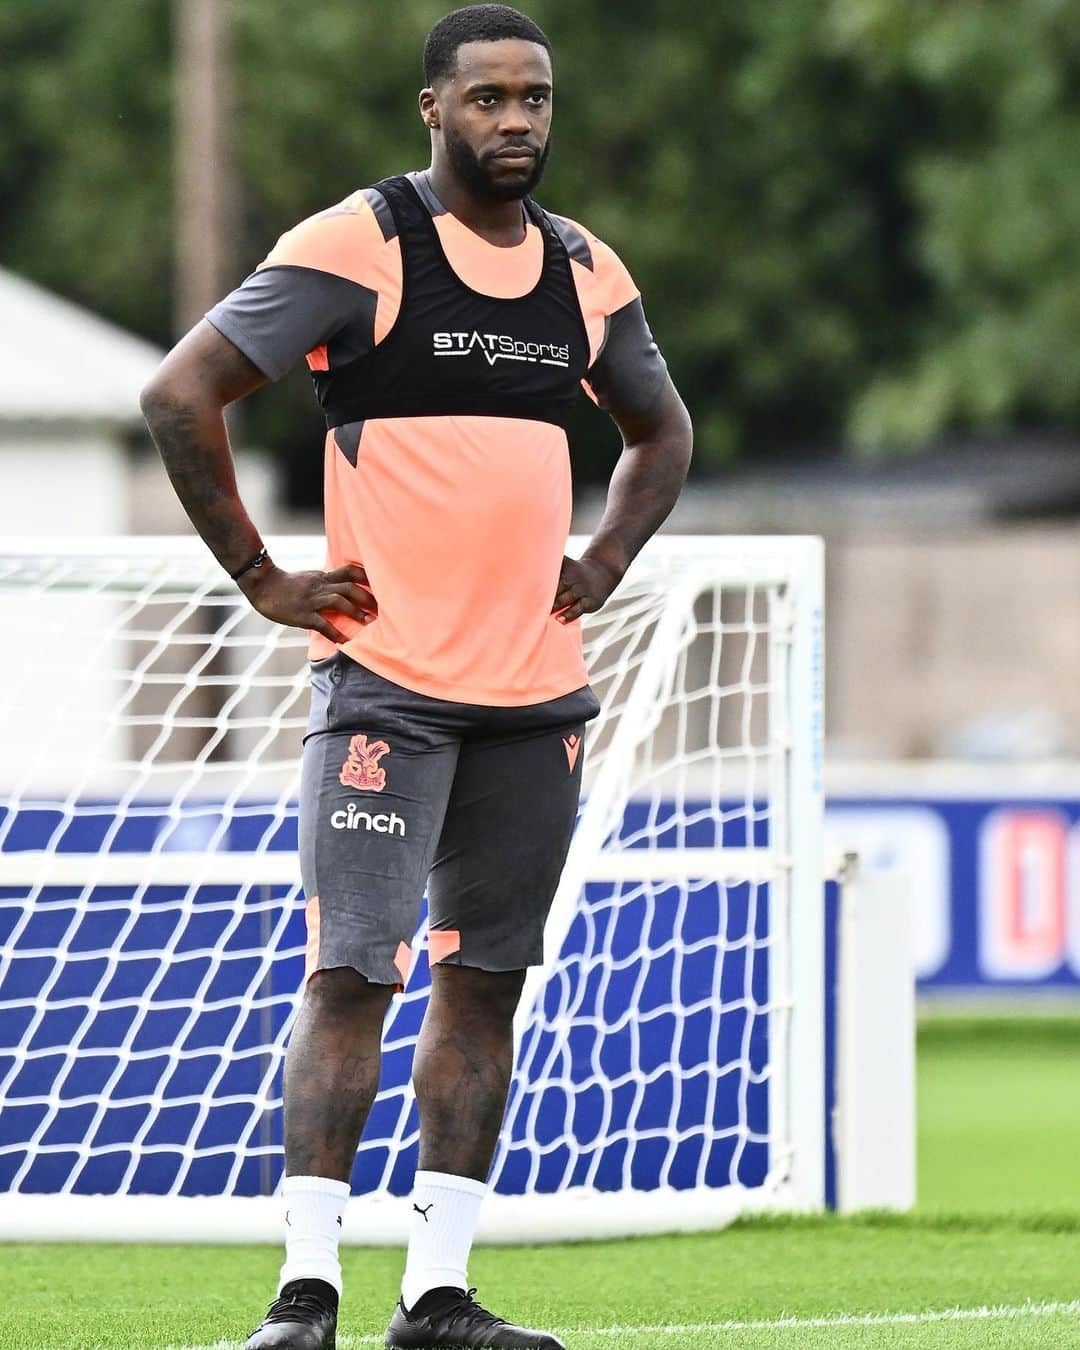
419 88 439 129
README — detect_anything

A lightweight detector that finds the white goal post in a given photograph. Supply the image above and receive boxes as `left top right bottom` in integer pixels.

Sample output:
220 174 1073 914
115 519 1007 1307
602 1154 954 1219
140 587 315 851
0 534 827 1243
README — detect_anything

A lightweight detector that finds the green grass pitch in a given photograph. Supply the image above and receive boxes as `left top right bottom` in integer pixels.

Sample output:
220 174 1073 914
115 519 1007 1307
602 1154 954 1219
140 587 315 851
7 1016 1080 1349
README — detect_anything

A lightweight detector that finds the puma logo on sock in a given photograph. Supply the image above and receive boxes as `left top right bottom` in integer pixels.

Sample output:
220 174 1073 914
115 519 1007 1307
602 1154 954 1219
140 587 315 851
413 1202 434 1223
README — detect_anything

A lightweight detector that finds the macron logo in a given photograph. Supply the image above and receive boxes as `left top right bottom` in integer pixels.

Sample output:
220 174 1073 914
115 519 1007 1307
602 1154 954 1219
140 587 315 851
562 733 581 773
433 330 570 368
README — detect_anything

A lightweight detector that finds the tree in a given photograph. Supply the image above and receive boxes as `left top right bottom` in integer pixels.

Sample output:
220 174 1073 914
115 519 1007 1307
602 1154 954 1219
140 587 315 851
6 1 1076 489
0 0 173 339
829 0 1080 449
230 0 923 493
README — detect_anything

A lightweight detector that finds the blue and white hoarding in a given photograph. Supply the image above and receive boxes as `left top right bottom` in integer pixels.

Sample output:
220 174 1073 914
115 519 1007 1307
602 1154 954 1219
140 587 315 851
827 794 1080 991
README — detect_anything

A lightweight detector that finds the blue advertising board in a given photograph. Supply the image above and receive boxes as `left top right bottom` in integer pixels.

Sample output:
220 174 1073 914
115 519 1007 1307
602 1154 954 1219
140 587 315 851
826 796 1080 991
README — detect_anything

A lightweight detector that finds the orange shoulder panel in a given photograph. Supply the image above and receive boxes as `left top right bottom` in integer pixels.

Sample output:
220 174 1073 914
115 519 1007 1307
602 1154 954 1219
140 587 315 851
257 195 391 289
562 218 640 309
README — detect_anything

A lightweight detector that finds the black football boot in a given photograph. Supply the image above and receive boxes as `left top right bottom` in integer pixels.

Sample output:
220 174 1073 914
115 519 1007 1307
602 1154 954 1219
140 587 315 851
244 1277 338 1349
385 1285 564 1349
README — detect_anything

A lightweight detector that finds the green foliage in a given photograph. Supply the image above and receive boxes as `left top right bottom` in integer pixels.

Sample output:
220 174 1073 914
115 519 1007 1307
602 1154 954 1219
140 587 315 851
228 0 929 483
830 0 1080 450
0 0 173 338
4 1 1080 482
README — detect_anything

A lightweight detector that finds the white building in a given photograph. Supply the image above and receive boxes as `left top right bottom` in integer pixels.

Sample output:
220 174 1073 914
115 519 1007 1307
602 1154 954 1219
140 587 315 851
0 267 165 535
0 270 283 796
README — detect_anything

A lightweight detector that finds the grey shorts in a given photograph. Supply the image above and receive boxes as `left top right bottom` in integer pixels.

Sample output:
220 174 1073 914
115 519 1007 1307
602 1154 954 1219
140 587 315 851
299 653 600 986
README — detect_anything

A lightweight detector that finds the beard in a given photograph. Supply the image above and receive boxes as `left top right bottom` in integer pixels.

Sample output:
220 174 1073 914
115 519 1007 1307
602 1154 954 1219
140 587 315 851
443 125 551 201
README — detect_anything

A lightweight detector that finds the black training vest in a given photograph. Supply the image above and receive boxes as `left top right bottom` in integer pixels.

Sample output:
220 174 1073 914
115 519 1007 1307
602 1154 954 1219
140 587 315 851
312 175 591 433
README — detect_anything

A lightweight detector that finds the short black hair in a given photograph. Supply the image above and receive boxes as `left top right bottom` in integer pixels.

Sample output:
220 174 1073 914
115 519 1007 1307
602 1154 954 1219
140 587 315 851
423 5 552 86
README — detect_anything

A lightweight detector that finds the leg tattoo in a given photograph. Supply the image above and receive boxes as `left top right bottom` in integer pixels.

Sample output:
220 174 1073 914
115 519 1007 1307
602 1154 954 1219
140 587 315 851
284 966 393 1181
412 965 525 1182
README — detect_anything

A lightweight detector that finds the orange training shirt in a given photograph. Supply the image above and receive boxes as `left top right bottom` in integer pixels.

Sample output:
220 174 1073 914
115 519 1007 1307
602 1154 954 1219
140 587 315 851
206 174 666 706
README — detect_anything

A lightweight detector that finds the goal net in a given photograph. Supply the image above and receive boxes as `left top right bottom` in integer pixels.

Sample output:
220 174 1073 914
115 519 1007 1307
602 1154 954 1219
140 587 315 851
0 535 824 1243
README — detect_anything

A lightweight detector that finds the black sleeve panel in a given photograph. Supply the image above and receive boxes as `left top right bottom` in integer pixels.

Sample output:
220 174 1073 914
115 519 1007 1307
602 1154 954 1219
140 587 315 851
585 297 668 418
361 187 398 240
547 212 594 271
205 265 378 381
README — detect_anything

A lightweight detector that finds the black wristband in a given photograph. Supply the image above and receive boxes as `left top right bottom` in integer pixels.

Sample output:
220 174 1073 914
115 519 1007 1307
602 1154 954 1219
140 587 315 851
230 547 269 582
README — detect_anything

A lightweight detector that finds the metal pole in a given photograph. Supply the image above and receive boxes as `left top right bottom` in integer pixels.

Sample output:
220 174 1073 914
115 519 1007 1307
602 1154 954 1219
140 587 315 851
174 0 234 336
786 537 826 1209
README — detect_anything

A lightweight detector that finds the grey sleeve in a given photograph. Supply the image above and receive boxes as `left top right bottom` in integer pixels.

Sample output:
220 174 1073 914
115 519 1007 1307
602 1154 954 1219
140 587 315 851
584 297 669 418
205 265 378 381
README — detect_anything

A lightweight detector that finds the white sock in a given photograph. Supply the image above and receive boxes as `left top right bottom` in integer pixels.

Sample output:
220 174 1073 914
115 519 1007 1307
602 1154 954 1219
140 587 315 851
401 1170 487 1310
278 1174 350 1296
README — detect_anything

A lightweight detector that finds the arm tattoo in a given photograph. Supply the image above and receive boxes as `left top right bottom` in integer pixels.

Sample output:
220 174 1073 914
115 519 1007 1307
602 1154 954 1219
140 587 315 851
583 377 693 580
141 327 267 573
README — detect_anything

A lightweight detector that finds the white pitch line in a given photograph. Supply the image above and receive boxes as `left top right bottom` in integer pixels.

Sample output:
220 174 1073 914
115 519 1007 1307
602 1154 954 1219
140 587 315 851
581 1298 1080 1336
170 1297 1080 1350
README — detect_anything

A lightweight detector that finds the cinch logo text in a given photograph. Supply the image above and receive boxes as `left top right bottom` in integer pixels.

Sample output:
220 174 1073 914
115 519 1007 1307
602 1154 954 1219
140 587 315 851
331 803 407 837
433 331 570 368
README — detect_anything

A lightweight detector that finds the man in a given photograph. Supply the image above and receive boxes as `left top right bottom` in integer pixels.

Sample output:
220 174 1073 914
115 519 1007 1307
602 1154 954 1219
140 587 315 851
141 6 691 1348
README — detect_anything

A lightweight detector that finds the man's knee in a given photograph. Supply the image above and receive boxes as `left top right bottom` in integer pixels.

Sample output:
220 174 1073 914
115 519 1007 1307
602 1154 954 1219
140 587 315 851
428 963 526 1022
305 965 393 1017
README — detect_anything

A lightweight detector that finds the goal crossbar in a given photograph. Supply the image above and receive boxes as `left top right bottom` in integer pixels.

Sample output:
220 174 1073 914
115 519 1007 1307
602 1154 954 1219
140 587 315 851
0 848 785 888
